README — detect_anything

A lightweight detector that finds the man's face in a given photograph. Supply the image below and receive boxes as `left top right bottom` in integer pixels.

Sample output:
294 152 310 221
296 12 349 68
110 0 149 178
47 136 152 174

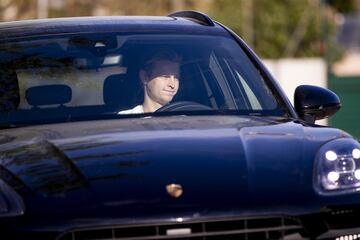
143 59 180 106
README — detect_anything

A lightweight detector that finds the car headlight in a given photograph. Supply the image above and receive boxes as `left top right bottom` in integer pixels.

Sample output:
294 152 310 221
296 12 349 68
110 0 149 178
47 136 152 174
0 179 25 217
315 138 360 195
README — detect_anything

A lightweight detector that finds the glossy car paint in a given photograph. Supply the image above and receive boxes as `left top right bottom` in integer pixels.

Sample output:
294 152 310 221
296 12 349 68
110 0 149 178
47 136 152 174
0 115 353 232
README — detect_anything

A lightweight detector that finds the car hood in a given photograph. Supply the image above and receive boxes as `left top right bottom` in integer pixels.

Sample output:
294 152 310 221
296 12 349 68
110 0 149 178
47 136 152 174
0 115 351 229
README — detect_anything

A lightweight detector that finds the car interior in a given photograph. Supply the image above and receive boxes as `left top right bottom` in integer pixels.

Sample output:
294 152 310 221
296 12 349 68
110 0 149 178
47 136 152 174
0 33 286 126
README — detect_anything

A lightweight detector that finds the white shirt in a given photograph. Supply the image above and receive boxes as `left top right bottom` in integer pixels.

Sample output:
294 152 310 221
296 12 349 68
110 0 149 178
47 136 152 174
118 105 144 114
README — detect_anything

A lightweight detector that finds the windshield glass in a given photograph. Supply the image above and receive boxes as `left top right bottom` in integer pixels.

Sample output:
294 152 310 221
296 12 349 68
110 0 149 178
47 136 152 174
0 32 289 127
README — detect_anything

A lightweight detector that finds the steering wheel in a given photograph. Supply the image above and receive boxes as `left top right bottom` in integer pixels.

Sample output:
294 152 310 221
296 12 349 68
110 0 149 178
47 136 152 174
156 101 212 112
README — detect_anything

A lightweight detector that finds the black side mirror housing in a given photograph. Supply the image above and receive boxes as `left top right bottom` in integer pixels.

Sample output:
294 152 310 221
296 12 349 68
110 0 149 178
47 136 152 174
294 85 341 124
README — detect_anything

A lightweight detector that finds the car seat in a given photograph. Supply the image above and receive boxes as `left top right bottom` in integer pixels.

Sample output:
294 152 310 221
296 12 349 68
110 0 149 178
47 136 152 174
103 74 143 112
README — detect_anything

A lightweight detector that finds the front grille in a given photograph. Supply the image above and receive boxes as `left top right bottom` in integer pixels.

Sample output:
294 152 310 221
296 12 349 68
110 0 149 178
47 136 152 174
57 216 304 240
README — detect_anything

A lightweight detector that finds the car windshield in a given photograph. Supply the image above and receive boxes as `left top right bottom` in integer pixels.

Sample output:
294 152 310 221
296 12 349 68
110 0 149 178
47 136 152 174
0 32 289 127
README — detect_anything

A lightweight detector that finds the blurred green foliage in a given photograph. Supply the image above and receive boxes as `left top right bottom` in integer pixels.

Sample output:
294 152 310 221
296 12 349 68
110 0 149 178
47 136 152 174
48 0 205 17
0 0 349 61
209 0 343 61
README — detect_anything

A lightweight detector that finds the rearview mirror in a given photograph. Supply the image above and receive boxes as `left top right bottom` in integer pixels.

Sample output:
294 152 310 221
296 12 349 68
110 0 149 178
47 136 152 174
294 85 341 124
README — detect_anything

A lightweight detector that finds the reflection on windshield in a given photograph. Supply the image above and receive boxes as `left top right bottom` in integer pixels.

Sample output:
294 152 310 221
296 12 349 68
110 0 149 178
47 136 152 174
0 33 288 127
0 137 152 196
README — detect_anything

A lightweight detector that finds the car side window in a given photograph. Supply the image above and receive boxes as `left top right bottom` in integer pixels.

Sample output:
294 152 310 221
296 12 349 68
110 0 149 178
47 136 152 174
208 52 239 110
235 72 262 110
217 51 279 111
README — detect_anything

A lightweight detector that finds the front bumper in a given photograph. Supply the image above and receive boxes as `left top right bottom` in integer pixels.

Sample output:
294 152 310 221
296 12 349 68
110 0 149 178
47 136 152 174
3 205 360 240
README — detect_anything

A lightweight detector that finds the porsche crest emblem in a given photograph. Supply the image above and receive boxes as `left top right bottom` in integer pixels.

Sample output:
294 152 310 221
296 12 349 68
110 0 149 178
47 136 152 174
166 184 183 198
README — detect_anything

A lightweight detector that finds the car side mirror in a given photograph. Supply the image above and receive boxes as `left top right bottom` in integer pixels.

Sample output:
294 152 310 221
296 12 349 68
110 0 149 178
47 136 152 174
294 85 341 124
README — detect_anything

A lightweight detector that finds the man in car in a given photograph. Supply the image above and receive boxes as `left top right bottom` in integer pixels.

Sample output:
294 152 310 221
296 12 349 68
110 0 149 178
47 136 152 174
119 49 181 114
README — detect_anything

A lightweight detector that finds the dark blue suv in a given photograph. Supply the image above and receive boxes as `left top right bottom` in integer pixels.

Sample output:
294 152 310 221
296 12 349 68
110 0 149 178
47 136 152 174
0 11 357 240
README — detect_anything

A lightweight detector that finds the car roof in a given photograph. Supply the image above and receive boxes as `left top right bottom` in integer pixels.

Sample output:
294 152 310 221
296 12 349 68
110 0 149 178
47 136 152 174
0 15 228 41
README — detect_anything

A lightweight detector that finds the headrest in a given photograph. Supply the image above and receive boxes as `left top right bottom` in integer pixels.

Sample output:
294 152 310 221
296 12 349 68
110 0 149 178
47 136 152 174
103 74 142 110
26 84 72 107
103 74 127 107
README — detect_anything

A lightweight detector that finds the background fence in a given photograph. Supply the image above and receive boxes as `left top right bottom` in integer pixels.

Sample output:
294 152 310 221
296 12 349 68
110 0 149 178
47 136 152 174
329 74 360 139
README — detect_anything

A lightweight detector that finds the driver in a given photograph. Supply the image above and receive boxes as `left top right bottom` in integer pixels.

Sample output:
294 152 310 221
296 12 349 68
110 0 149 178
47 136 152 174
119 49 181 114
